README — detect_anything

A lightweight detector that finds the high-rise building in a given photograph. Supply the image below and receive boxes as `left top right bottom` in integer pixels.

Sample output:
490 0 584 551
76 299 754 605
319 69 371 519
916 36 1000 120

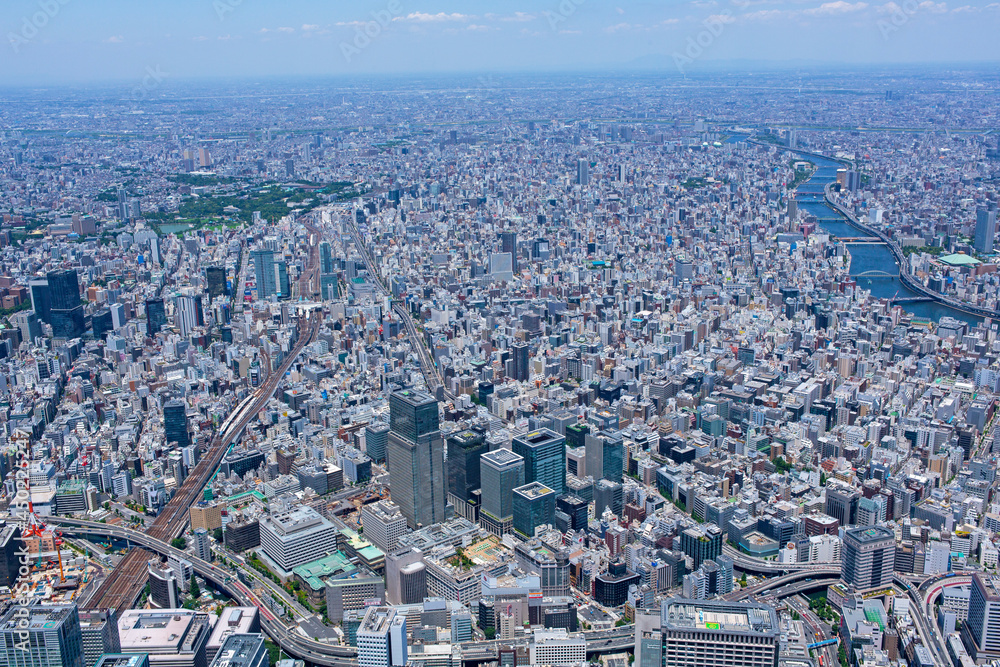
47 269 84 339
585 431 624 483
511 342 530 382
499 231 517 272
163 399 190 448
192 528 211 562
963 573 1000 661
577 158 589 186
975 207 997 255
446 429 487 515
825 483 860 527
841 526 895 591
205 267 227 300
0 521 23 588
386 390 445 529
148 561 181 608
512 482 557 538
659 598 780 667
360 501 408 555
320 242 334 274
357 607 407 667
0 603 85 667
479 448 525 536
511 428 566 495
251 249 276 299
365 422 389 463
680 525 723 570
593 479 624 517
385 548 426 605
146 298 167 334
207 633 267 667
117 609 211 667
275 261 290 299
258 506 338 572
29 279 51 323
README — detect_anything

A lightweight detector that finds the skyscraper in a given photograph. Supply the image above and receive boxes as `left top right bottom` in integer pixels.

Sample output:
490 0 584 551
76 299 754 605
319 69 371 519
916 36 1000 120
205 266 227 300
386 390 445 529
163 399 190 448
357 607 407 667
29 279 51 323
511 428 567 495
658 599 779 667
78 610 120 667
479 448 525 536
511 342 530 382
577 158 589 186
585 431 623 483
192 528 211 562
275 261 290 300
320 242 334 274
841 526 894 591
825 483 859 527
512 482 557 538
0 603 85 667
499 231 517 272
251 249 276 299
963 574 1000 661
0 522 22 588
365 422 390 464
47 269 84 339
975 207 997 254
146 298 167 334
446 429 487 517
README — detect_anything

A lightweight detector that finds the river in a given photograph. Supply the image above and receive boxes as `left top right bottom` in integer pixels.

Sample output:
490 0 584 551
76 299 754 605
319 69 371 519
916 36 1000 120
794 154 980 327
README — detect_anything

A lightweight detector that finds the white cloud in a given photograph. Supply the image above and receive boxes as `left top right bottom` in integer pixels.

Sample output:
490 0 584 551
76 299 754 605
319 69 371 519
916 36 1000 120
707 12 738 22
394 12 474 22
276 26 295 33
466 24 490 31
918 1 948 12
616 6 626 14
301 24 320 31
105 35 125 43
605 22 633 32
804 1 869 14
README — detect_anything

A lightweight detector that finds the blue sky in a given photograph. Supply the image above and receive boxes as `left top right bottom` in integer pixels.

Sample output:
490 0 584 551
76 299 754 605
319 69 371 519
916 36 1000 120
1 0 998 84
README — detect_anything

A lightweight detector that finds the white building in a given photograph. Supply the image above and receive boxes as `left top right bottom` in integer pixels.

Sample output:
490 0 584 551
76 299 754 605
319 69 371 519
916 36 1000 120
528 629 586 666
361 500 408 555
258 506 338 572
808 534 842 563
357 607 407 667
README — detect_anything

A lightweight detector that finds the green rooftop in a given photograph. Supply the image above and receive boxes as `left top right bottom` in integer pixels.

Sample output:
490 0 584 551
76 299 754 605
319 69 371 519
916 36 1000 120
939 253 981 266
292 551 355 591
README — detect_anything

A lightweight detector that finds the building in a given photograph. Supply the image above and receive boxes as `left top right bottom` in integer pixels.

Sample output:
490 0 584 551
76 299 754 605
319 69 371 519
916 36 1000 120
513 540 570 597
0 521 23 588
163 400 190 448
357 607 407 667
385 548 426 605
446 429 487 519
146 298 167 334
365 422 389 464
204 609 260 666
251 249 276 299
189 502 223 532
94 656 149 667
192 528 211 562
841 526 895 592
325 573 386 622
512 429 566 494
825 483 860 528
658 598 779 667
512 482 557 538
593 479 623 517
117 610 211 667
47 269 84 339
511 342 530 382
148 561 181 609
80 610 121 667
258 506 339 573
386 390 445 529
680 525 723 570
963 574 1000 661
205 266 227 300
360 501 408 555
223 519 259 553
528 628 586 666
0 603 85 667
975 207 997 255
585 431 623 483
594 561 641 607
479 448 525 536
207 634 267 667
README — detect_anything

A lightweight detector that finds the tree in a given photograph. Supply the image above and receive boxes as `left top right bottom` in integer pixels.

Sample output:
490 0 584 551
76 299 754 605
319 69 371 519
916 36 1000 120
484 628 496 640
740 573 748 587
172 537 187 550
213 528 224 543
190 574 201 599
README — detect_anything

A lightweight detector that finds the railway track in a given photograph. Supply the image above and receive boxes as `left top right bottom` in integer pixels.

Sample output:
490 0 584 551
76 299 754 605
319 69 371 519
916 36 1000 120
87 221 323 615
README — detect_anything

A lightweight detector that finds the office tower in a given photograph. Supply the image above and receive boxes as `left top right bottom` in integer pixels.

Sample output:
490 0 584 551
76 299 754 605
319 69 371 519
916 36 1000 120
446 429 487 515
593 479 624 517
118 610 211 667
198 148 212 168
529 629 586 666
117 185 128 220
29 279 51 323
148 561 181 608
680 525 723 570
514 540 571 596
173 294 202 336
259 506 338 572
204 608 260 665
0 521 22 588
499 231 517 272
511 342 530 382
251 249 276 299
146 298 167 334
659 599 779 667
479 448 525 536
357 607 407 667
192 528 211 562
275 261 290 299
0 603 85 667
975 207 997 254
92 309 113 339
585 431 624 483
224 518 260 553
556 495 588 531
360 500 408 555
511 428 567 495
205 266 227 300
47 269 84 339
365 422 389 463
208 634 267 667
320 242 334 274
386 390 445 529
594 561 641 607
385 548 426 605
825 483 859 527
963 574 1000 661
163 399 190 448
841 526 895 591
512 482 557 538
577 158 589 185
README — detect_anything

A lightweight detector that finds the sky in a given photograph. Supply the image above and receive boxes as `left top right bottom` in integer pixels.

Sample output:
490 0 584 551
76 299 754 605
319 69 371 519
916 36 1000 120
0 0 998 85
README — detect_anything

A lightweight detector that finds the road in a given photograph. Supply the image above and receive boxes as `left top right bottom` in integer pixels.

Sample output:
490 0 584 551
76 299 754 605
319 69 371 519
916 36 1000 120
785 595 838 667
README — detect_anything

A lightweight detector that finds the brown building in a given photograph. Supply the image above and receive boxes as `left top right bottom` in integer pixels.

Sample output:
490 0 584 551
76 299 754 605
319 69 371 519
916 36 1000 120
189 501 223 531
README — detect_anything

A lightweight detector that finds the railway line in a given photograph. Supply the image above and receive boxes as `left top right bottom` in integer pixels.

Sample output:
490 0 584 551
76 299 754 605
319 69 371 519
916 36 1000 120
86 219 324 614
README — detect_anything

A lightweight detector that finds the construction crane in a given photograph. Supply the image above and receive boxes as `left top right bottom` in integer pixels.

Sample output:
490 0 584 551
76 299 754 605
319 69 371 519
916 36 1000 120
11 430 66 583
